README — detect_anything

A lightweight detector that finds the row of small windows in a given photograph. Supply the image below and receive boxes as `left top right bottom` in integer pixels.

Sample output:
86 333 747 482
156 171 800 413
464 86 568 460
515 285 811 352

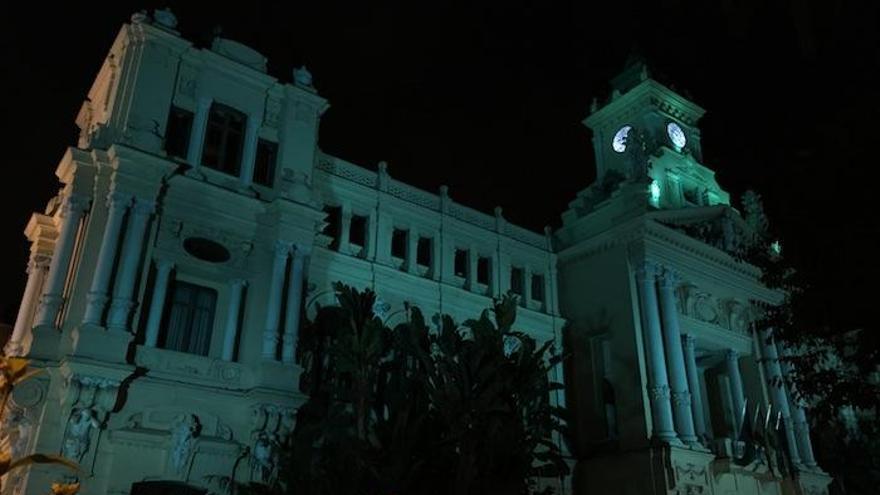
323 207 546 305
165 103 277 187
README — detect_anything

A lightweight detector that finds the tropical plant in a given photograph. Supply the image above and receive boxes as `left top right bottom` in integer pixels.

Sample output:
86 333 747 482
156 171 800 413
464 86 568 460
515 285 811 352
237 282 568 495
0 355 80 492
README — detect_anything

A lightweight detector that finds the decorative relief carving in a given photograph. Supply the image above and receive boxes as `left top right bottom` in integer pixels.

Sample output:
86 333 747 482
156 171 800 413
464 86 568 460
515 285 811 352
674 462 709 490
135 347 244 386
250 404 295 483
60 374 121 463
264 97 282 128
169 414 200 476
648 385 671 402
62 408 100 462
177 63 198 98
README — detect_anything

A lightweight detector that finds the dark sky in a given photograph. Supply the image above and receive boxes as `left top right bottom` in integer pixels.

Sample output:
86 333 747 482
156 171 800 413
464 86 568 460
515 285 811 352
2 1 877 332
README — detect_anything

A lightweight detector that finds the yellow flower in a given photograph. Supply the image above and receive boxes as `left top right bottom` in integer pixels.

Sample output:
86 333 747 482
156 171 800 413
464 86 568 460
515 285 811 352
50 482 81 495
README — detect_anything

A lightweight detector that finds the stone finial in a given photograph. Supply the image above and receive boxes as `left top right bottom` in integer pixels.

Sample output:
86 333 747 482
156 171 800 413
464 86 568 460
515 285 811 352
131 10 149 24
293 66 314 88
153 8 178 30
494 206 503 218
377 161 389 191
590 97 598 113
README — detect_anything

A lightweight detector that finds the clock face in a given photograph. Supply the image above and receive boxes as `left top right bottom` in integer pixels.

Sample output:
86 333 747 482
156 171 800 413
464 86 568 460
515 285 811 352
667 122 687 149
612 125 632 153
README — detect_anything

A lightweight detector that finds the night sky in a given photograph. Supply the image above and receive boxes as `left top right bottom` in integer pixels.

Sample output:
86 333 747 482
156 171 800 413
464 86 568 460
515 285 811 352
2 1 877 333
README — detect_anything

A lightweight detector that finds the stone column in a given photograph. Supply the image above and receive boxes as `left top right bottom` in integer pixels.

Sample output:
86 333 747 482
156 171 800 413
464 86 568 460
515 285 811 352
83 191 132 325
467 248 478 291
143 259 175 347
262 241 289 359
635 262 677 443
339 206 352 254
34 195 90 327
725 349 747 436
222 279 247 361
523 266 533 307
281 248 306 364
406 228 418 273
239 115 261 187
658 269 698 444
780 353 819 469
490 251 501 297
5 255 50 355
186 96 212 171
759 328 802 466
682 335 708 440
106 199 155 332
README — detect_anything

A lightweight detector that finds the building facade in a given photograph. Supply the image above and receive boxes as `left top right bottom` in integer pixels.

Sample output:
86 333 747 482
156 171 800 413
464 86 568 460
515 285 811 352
1 9 832 495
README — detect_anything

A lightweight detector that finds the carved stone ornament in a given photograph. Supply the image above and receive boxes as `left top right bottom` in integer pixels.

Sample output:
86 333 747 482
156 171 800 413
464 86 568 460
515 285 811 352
293 65 313 88
692 292 718 324
62 407 100 462
169 414 201 475
250 403 295 482
648 385 671 402
153 8 178 29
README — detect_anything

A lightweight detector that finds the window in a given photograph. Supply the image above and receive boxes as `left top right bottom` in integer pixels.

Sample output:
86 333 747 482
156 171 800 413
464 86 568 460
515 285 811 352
253 139 278 186
417 237 432 267
322 206 341 250
510 267 524 296
202 103 246 176
165 106 193 159
531 274 545 302
350 215 368 248
391 228 408 259
477 256 490 285
160 280 217 356
454 249 469 278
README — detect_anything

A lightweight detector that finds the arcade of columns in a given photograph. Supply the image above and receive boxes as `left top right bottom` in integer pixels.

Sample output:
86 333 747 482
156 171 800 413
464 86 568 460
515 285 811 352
635 261 818 468
5 115 309 364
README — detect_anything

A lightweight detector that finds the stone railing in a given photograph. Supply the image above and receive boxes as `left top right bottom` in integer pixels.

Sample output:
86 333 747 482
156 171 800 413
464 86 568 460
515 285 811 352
316 153 548 250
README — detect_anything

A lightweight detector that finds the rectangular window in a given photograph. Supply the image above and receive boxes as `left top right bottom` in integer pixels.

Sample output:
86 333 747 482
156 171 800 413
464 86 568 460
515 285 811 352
454 249 469 278
165 106 193 159
323 206 342 250
417 237 432 267
202 102 246 176
253 139 278 186
391 228 408 259
350 214 368 247
510 267 524 296
531 274 545 302
477 256 491 285
160 280 217 356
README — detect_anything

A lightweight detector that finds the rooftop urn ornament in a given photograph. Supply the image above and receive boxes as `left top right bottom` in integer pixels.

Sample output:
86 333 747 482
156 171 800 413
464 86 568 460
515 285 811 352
293 65 314 88
153 8 178 30
130 10 149 24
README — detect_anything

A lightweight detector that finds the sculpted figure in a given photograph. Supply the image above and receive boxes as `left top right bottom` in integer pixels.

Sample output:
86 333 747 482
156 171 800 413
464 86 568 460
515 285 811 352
170 414 200 475
252 431 280 481
62 408 99 462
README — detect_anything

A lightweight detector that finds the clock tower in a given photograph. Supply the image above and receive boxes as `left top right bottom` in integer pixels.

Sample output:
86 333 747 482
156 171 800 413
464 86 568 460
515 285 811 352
581 59 729 211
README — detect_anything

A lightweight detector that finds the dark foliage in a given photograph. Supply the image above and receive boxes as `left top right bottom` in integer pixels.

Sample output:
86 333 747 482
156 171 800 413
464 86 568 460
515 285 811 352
242 282 567 495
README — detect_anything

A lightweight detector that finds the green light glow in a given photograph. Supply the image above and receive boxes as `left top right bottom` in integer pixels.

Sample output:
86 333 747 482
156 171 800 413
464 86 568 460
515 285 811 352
770 240 782 256
649 180 661 205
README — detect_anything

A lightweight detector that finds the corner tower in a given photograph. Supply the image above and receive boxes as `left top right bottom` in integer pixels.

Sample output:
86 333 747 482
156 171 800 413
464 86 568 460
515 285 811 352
567 60 729 232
